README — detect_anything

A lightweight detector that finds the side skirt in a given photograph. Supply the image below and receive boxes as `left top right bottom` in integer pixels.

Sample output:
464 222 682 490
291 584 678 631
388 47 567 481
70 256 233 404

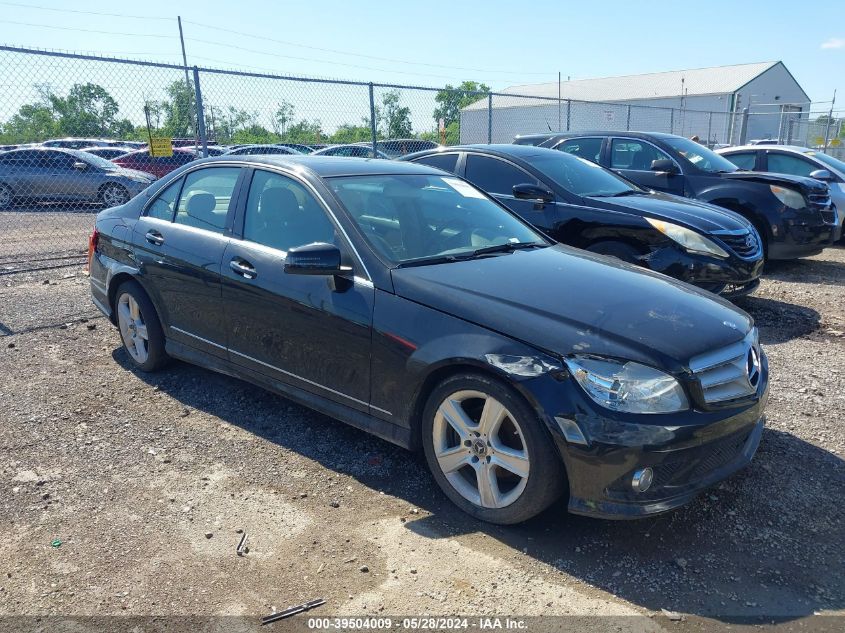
165 339 413 450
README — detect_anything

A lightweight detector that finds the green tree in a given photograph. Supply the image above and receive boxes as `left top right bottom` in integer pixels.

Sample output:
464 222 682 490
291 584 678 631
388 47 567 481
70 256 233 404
161 80 196 138
273 101 295 137
433 81 490 127
284 120 324 144
0 103 59 143
48 82 131 138
380 90 412 138
330 122 373 144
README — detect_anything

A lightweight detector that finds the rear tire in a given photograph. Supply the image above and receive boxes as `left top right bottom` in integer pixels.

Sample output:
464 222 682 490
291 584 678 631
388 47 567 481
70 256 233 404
114 280 168 372
421 372 566 524
585 240 641 264
0 183 13 209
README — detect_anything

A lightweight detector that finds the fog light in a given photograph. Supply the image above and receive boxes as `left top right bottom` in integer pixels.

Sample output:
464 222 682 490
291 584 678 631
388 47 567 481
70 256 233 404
631 467 654 493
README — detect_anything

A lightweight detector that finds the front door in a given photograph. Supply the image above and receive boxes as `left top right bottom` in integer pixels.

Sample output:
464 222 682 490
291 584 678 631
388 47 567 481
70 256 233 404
608 138 685 196
133 165 245 358
221 168 374 413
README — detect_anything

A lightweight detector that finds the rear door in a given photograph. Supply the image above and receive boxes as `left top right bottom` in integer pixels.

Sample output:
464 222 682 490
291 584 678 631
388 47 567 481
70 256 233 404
608 137 685 195
761 151 822 178
133 165 246 358
221 167 374 412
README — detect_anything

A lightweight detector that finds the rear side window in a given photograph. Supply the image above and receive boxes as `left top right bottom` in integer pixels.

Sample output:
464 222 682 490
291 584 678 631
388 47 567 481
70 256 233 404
174 167 241 234
464 155 537 196
610 139 673 170
766 152 817 178
146 178 183 221
412 153 459 174
557 137 603 164
722 151 757 170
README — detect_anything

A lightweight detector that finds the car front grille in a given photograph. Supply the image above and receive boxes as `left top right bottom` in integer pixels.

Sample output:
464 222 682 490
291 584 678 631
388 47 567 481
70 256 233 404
820 208 837 224
689 329 762 405
807 191 832 209
712 229 761 259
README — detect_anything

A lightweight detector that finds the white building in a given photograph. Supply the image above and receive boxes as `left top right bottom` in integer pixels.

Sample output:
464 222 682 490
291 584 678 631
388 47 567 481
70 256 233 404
460 61 811 145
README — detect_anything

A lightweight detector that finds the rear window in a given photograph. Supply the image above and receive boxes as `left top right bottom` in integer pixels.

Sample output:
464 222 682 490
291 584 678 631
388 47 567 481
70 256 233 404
412 153 459 174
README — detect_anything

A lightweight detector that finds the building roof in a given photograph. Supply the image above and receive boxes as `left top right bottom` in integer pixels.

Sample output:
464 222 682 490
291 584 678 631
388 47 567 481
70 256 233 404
463 61 783 111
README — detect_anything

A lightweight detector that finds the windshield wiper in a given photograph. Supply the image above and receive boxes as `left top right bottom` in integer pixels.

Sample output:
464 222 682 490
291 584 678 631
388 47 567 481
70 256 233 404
396 254 469 268
468 242 546 257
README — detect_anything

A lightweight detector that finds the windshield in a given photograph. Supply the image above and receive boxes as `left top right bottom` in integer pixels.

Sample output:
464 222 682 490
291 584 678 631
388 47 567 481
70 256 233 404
329 174 548 265
662 137 739 173
805 151 845 175
72 149 118 171
526 152 640 197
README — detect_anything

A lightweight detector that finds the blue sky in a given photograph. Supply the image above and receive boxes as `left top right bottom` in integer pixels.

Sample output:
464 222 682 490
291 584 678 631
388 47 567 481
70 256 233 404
0 0 843 108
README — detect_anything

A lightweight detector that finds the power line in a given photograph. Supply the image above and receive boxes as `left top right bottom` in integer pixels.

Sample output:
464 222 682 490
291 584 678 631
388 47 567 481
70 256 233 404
184 19 554 77
0 1 172 20
1 20 174 38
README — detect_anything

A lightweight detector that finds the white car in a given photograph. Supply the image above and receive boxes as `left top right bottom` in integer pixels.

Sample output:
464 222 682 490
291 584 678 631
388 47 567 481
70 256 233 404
717 145 845 222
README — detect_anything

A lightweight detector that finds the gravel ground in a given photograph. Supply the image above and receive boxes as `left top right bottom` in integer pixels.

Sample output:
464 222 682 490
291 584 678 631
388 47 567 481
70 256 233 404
1 243 843 632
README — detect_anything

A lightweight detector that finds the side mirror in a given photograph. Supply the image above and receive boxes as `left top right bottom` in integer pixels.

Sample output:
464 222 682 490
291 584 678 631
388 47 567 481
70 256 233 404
650 159 679 175
513 183 554 203
809 168 833 182
284 242 350 276
73 161 88 171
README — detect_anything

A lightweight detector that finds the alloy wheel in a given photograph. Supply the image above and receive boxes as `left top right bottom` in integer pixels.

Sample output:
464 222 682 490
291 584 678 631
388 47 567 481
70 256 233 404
432 390 530 509
117 292 149 364
102 184 129 207
0 185 12 208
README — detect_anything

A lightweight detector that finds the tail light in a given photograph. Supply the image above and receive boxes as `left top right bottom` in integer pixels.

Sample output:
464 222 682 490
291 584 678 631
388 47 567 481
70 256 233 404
86 228 100 273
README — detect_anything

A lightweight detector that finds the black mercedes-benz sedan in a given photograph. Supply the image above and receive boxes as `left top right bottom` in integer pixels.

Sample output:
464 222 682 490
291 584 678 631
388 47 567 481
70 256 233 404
89 155 768 523
402 145 764 298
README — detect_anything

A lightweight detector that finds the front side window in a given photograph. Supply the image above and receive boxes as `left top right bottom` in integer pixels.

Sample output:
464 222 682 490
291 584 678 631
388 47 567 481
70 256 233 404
722 151 757 170
662 136 738 173
146 178 183 220
556 137 603 164
412 153 460 174
242 170 337 252
329 174 547 265
464 155 538 195
766 152 817 178
174 167 241 233
524 153 639 198
610 139 673 171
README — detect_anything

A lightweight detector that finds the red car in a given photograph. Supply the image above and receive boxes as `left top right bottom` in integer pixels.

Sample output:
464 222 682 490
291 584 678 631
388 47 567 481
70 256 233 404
111 148 197 179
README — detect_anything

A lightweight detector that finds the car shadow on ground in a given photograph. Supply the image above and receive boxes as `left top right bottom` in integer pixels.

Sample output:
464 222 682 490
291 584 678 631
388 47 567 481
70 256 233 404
115 349 845 625
733 296 821 344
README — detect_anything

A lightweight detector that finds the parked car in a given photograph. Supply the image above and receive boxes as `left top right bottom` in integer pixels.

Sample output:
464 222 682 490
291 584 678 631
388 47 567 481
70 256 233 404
312 144 389 158
81 147 133 160
41 138 115 150
717 145 845 228
308 144 330 151
112 148 197 179
0 147 155 208
376 138 440 158
403 145 764 297
514 131 840 259
224 144 298 156
88 154 768 523
273 143 314 154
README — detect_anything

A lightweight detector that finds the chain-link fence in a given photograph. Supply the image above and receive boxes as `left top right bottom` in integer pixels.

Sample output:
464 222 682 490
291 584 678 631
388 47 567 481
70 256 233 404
1 44 842 268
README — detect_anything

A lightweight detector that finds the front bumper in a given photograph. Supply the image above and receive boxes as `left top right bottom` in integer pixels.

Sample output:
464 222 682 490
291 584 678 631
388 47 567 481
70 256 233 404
768 205 839 259
639 246 763 298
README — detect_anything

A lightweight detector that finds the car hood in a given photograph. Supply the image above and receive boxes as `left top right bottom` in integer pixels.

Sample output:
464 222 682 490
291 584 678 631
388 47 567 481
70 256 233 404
391 245 752 372
586 191 753 233
720 170 827 194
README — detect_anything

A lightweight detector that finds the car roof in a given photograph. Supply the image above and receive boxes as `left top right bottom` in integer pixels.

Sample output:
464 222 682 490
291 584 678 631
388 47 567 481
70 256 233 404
515 130 685 142
720 144 816 153
405 144 562 161
200 154 447 177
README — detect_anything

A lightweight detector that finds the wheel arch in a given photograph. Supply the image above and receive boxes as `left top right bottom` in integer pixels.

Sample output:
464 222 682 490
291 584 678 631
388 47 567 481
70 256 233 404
107 272 158 325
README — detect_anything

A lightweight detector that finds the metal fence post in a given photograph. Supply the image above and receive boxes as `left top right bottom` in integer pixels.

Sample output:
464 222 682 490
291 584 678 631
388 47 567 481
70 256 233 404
192 66 208 158
487 93 493 144
739 107 750 145
707 112 712 147
368 83 377 156
626 105 631 131
669 109 674 135
566 99 571 131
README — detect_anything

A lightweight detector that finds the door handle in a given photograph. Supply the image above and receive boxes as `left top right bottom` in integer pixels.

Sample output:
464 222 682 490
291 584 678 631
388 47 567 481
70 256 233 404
229 258 257 279
145 230 165 246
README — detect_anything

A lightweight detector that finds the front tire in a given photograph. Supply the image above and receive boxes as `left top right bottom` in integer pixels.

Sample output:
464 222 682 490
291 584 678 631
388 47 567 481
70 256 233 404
0 183 13 209
101 183 130 208
421 373 566 524
115 280 168 372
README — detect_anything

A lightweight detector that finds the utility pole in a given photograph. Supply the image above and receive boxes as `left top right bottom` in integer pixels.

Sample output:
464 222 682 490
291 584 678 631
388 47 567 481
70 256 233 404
177 16 199 154
823 89 836 153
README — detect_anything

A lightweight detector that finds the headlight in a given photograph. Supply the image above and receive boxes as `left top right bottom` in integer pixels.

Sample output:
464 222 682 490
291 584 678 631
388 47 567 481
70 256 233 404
564 356 689 414
646 218 729 257
769 185 805 209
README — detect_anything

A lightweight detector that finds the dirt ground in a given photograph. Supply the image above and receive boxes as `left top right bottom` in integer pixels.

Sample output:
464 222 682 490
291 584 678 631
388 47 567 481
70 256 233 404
1 239 844 632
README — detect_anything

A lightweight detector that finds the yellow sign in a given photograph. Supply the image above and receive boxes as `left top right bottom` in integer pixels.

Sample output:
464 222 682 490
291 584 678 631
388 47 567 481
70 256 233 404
831 138 842 147
814 136 825 146
148 137 173 158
